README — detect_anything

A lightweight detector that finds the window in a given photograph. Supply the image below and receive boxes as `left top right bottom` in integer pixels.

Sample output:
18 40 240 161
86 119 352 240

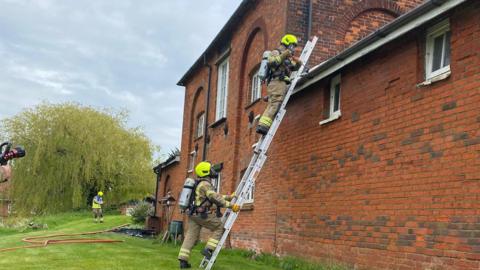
244 182 254 204
211 173 221 193
320 74 341 125
426 19 451 80
240 169 254 203
250 70 262 103
187 150 196 173
215 57 229 120
196 112 205 138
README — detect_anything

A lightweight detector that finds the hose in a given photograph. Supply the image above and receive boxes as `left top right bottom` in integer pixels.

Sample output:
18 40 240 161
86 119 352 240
0 223 129 252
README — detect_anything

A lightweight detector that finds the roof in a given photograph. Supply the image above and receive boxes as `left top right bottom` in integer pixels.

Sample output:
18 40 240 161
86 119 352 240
177 0 254 86
153 152 180 174
295 0 467 92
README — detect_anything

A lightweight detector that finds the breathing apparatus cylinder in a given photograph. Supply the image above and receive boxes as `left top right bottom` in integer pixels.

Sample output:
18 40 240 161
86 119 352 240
178 178 196 210
258 50 271 82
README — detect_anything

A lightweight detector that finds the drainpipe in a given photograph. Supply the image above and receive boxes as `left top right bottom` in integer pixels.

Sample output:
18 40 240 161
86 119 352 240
153 165 163 217
203 54 212 160
307 0 312 40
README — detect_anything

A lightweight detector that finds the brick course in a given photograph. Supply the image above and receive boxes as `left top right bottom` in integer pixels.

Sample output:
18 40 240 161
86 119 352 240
167 1 480 269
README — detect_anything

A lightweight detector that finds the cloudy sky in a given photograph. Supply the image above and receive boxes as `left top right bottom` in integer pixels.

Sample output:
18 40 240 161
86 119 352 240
0 0 242 155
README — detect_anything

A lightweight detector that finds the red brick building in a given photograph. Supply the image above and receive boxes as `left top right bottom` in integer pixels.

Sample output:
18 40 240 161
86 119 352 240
161 0 480 269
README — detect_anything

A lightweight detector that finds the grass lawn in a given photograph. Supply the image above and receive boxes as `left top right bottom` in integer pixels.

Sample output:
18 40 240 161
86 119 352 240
0 212 347 270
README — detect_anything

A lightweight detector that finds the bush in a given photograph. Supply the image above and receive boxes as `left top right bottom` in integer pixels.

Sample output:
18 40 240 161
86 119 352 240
130 201 153 224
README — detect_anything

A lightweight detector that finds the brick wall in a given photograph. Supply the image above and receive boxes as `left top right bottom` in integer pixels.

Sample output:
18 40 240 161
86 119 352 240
299 0 425 65
173 0 480 269
155 162 186 231
231 2 479 269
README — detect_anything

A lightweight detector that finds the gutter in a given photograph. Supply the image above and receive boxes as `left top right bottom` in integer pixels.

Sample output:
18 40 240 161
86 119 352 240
203 55 212 160
295 0 466 93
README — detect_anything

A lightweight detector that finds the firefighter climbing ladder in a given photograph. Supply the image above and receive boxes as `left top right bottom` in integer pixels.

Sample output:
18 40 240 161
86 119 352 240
200 36 318 270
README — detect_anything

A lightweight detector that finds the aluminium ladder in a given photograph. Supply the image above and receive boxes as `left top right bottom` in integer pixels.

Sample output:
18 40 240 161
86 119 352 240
200 36 318 270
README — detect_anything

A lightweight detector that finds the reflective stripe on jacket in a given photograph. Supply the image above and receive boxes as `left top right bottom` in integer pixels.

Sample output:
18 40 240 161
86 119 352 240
92 196 103 209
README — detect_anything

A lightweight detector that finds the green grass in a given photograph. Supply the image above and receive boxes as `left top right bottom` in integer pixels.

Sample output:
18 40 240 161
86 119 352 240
0 212 348 270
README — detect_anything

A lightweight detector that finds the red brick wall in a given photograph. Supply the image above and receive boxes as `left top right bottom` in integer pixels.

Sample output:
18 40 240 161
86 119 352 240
155 162 186 230
180 0 288 202
231 2 479 269
174 0 480 269
344 10 396 47
297 0 425 65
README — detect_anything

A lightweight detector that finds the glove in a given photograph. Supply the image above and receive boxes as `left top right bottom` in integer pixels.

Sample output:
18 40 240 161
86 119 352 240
231 204 241 213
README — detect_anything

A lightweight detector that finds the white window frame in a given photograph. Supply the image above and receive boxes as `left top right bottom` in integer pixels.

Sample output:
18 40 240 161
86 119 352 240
215 57 229 120
425 19 451 80
196 112 205 138
187 150 196 173
250 70 262 103
244 183 254 204
320 74 342 125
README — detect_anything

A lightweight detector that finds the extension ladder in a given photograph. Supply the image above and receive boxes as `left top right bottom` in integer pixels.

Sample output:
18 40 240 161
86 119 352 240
200 36 318 270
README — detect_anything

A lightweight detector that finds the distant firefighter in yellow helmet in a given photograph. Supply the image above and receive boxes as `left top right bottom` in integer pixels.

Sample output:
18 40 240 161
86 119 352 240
257 34 303 135
92 191 104 223
177 161 240 269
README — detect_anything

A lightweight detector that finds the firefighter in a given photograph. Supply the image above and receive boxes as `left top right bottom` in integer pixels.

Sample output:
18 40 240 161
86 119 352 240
178 161 240 269
256 34 302 135
92 191 104 223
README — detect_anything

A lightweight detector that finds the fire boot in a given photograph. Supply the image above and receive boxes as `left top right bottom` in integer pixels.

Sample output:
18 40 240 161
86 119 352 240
179 259 191 269
201 248 213 260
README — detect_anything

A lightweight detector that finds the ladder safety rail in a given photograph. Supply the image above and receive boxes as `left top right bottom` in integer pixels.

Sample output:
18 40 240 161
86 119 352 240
200 36 318 270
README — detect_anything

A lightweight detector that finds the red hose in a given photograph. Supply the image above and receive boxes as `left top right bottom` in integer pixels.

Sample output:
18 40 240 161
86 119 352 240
0 223 129 252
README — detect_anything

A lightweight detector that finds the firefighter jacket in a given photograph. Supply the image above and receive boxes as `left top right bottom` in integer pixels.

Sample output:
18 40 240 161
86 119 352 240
195 177 233 211
92 196 103 209
267 45 302 82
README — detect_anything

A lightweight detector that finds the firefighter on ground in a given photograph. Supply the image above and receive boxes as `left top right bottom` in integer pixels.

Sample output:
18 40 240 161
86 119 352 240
256 34 303 135
92 191 104 223
178 161 240 269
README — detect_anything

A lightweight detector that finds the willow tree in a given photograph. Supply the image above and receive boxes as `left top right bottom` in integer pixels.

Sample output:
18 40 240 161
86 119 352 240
1 103 154 214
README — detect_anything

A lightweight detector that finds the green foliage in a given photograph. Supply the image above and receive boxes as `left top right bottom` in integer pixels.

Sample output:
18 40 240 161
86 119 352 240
238 250 350 270
1 103 155 214
129 201 153 224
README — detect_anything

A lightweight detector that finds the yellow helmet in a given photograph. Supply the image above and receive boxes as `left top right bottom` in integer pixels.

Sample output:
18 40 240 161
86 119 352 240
98 191 104 196
281 34 298 46
195 161 212 177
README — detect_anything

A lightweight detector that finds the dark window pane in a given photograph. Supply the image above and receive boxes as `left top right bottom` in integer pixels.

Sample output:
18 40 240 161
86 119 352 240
444 31 451 67
334 83 340 112
432 35 444 71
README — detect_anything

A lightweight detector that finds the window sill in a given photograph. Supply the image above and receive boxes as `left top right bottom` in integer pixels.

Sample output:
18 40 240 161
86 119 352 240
241 202 254 211
417 70 451 88
245 98 262 109
319 112 341 125
194 135 203 142
209 117 226 128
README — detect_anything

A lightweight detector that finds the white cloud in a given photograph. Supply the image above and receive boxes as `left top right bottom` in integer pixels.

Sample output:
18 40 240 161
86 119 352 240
0 0 242 153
